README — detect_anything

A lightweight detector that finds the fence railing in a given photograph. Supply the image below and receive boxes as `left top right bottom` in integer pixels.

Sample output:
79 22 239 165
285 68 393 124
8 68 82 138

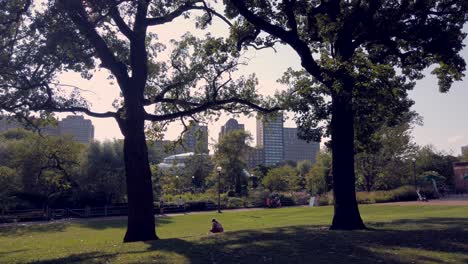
0 202 219 224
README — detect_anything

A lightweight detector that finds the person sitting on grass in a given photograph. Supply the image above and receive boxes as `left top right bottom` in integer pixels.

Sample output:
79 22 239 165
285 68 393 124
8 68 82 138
209 218 224 233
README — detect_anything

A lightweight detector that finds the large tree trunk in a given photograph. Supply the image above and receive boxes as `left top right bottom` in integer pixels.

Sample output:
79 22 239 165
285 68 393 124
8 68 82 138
330 86 366 230
120 105 158 242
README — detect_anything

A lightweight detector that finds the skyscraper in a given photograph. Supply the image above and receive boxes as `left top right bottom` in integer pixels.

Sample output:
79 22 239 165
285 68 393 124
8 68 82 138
462 145 468 156
58 115 94 143
218 118 245 141
256 113 284 166
283 127 320 164
183 121 208 153
0 115 94 143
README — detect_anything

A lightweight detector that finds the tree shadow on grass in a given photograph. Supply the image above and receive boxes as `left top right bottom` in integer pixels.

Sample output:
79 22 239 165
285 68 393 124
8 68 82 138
0 222 68 237
28 252 118 264
0 215 173 237
74 215 174 230
24 217 468 264
140 217 468 264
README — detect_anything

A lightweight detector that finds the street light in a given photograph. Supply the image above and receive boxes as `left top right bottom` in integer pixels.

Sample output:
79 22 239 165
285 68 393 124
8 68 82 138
216 166 222 213
191 176 195 193
411 158 417 190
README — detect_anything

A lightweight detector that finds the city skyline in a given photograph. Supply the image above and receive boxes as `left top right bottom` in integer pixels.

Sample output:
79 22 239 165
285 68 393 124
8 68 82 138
38 15 468 156
0 115 94 144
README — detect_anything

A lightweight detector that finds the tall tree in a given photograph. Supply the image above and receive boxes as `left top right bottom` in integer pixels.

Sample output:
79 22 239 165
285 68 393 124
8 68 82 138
0 166 20 215
8 133 83 209
183 153 214 190
0 1 276 241
225 0 467 229
415 145 458 188
213 130 251 195
355 112 420 191
78 140 126 206
262 165 299 192
306 150 333 195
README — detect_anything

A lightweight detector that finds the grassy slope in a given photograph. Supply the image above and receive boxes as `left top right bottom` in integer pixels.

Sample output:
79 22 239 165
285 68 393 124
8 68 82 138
0 205 466 264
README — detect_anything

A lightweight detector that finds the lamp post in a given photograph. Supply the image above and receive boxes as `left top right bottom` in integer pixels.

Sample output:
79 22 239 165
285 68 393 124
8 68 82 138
216 166 222 213
411 158 417 190
175 175 179 194
191 176 195 193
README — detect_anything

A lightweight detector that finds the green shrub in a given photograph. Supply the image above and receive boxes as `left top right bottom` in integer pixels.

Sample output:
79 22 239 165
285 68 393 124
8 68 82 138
161 192 228 206
278 193 295 206
246 189 270 207
356 186 419 204
227 197 245 209
290 192 311 205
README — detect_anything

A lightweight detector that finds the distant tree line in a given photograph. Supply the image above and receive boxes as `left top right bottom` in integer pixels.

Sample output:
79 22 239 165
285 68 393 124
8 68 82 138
0 129 164 212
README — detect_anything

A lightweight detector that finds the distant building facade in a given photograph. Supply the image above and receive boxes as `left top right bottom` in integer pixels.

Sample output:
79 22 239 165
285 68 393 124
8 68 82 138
183 121 208 153
0 115 94 143
246 147 264 169
58 115 94 143
462 146 468 156
283 127 320 164
452 162 468 192
218 118 245 141
256 113 284 166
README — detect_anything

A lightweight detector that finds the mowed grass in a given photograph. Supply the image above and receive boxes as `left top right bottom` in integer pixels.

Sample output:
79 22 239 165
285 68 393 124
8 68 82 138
0 205 467 264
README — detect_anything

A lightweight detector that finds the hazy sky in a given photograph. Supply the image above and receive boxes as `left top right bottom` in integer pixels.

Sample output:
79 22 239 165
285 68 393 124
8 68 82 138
57 11 468 155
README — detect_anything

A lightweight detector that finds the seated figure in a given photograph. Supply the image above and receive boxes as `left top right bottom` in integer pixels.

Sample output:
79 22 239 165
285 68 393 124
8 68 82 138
210 218 224 233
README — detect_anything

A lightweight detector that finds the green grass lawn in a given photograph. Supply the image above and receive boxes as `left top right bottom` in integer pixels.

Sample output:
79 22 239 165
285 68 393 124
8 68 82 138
0 205 467 264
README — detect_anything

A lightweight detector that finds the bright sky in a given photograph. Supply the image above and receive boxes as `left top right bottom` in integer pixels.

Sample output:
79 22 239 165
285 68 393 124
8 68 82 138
57 10 468 155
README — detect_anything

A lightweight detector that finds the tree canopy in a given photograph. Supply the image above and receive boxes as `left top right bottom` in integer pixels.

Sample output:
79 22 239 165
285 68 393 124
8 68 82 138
224 0 468 230
0 0 278 242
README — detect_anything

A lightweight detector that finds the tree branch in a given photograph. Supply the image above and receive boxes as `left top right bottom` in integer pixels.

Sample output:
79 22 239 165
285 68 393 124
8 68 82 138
109 4 134 40
146 1 232 27
58 0 130 86
283 0 298 34
43 106 117 119
229 0 327 85
145 98 280 122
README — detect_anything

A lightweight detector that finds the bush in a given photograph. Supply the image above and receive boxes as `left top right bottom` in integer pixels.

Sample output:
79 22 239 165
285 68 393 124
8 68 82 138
246 189 270 207
278 193 295 206
314 192 332 206
290 192 311 205
356 186 420 204
185 201 207 211
227 197 245 209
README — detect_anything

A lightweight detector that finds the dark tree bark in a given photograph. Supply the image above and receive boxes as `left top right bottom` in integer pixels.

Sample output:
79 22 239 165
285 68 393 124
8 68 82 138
329 82 365 230
119 88 158 242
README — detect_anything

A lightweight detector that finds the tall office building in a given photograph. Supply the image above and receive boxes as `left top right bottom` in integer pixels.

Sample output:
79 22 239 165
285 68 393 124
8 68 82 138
256 113 284 166
283 127 320 164
0 115 94 143
218 118 245 141
58 115 94 143
183 121 209 153
246 147 264 169
462 146 468 156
